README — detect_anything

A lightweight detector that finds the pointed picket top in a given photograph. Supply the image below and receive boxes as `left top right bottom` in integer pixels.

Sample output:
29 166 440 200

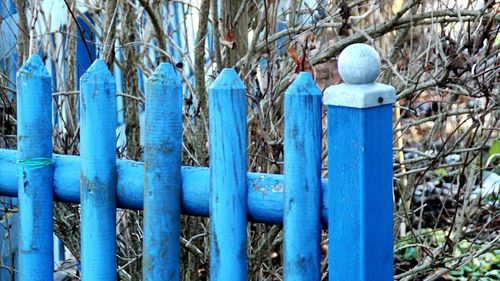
17 54 50 79
80 59 115 83
285 72 321 96
209 68 245 90
147 62 181 87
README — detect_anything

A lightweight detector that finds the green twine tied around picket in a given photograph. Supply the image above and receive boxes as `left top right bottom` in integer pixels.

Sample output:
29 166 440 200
16 158 55 174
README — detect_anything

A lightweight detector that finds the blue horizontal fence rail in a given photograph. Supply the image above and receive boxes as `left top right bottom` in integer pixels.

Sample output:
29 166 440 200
0 148 326 224
0 43 395 280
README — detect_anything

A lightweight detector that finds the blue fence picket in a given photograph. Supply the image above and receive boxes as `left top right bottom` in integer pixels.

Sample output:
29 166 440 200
208 68 248 280
324 43 395 281
16 55 54 280
284 72 322 280
143 63 182 280
79 59 118 280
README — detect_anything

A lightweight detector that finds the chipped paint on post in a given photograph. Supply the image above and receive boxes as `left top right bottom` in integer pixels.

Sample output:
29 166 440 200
284 72 322 280
16 55 54 280
209 68 248 280
79 59 118 280
143 63 182 280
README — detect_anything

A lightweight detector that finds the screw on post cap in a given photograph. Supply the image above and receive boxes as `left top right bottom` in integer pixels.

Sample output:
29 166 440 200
338 43 381 84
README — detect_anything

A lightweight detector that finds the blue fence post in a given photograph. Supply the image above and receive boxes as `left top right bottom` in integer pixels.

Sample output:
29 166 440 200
324 43 395 281
79 59 117 280
16 55 54 280
284 72 322 280
208 68 248 280
143 63 182 280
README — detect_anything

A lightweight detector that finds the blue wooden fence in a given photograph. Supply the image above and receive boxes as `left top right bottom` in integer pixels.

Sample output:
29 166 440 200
0 43 395 280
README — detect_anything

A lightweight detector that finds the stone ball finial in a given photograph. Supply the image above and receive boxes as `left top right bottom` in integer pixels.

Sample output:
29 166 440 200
338 43 381 84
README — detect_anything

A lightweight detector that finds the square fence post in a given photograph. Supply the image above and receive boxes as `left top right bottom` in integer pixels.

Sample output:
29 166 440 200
324 44 395 281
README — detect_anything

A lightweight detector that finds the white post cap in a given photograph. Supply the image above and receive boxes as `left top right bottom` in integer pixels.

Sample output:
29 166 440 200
323 43 396 108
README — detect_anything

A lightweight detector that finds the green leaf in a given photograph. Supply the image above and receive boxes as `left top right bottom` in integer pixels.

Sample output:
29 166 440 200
489 140 500 156
450 268 464 276
485 269 499 278
434 167 448 177
403 247 418 260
